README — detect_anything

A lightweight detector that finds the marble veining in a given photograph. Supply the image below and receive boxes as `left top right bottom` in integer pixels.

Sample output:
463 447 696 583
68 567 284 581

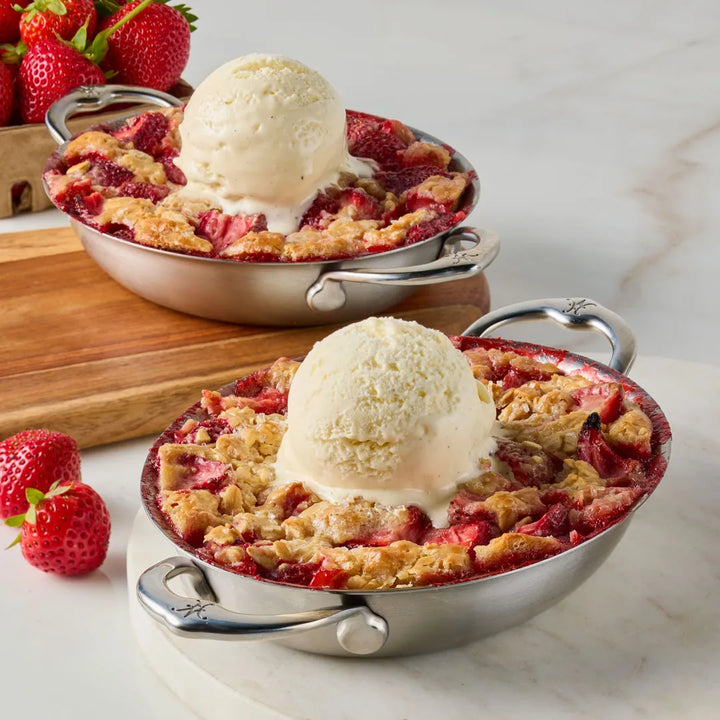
626 119 720 293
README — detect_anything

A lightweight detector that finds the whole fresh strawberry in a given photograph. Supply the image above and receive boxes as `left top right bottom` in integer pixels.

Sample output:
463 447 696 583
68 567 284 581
17 0 96 48
0 429 80 519
100 0 194 92
6 480 111 575
0 0 27 43
0 59 13 124
17 36 104 122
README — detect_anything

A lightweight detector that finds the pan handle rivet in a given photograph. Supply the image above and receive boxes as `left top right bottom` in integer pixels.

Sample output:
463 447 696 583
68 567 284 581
306 279 347 312
336 607 388 655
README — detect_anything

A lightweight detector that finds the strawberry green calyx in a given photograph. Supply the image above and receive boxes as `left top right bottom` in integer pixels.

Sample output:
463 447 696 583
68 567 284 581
83 0 154 64
66 16 89 51
143 0 197 31
167 2 197 32
4 480 73 547
14 0 68 22
0 40 27 64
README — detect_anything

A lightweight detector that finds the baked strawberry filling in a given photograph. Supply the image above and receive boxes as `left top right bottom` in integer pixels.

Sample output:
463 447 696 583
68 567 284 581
146 340 667 591
44 107 474 262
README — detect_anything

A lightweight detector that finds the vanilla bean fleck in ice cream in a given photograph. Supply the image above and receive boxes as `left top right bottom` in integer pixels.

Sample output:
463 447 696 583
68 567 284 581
175 53 374 234
274 317 498 523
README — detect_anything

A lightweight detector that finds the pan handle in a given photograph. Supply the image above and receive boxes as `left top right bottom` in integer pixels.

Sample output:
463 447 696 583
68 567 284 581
136 556 388 656
462 297 636 373
45 84 184 144
305 226 499 312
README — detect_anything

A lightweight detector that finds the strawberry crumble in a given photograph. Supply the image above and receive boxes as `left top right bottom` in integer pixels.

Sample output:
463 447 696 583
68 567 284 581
43 106 475 262
142 340 668 591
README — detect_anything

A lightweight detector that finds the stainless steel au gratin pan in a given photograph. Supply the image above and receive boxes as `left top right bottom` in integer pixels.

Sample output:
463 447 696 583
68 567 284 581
135 298 671 658
43 85 498 327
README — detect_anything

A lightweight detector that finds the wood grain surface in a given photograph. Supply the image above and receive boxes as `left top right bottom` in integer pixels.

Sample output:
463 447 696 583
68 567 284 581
0 226 491 448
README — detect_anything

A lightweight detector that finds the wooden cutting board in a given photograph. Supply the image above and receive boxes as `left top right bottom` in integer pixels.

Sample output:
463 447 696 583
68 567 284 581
0 226 490 448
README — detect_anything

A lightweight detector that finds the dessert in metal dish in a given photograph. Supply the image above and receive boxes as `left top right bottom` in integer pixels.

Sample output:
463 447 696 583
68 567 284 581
145 319 667 592
43 54 476 263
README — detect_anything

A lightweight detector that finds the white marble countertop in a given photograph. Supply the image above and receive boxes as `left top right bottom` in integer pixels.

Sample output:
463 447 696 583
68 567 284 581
1 1 718 717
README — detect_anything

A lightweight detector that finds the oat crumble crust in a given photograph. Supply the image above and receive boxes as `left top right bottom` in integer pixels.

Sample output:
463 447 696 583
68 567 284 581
150 346 663 591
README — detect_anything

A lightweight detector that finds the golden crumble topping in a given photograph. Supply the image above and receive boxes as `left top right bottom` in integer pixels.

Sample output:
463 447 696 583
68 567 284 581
481 488 546 532
65 130 122 160
607 406 653 457
220 230 286 260
115 150 167 185
363 208 435 249
45 108 474 262
148 347 664 591
159 192 215 219
282 228 366 261
95 197 213 254
406 174 468 209
265 358 301 392
400 141 451 168
474 533 563 568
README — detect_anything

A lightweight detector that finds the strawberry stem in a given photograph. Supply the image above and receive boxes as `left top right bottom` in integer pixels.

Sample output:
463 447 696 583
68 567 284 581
104 0 154 36
84 0 154 64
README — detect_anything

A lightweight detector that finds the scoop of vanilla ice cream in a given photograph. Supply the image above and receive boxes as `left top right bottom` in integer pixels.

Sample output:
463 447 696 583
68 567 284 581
274 317 497 523
175 53 372 234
